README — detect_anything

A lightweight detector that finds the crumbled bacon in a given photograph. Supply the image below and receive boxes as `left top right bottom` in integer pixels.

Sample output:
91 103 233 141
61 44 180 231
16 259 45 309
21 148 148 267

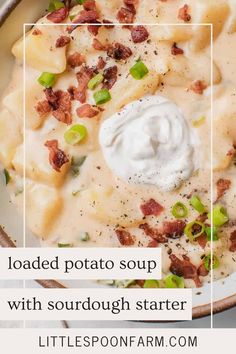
197 233 207 249
76 104 101 118
162 220 186 239
197 263 209 277
196 213 208 223
171 42 184 55
190 80 207 95
35 100 51 117
216 178 231 201
67 52 86 68
44 88 72 124
178 4 191 22
83 0 97 11
107 43 133 60
87 22 101 36
124 0 138 5
102 19 115 28
76 66 94 103
115 229 135 246
117 7 135 24
140 199 164 216
169 254 201 287
45 140 69 172
55 35 70 48
47 7 69 23
229 230 236 252
97 56 106 70
139 223 168 243
131 26 149 43
147 239 159 248
92 38 109 51
32 28 42 35
102 66 118 89
72 10 99 23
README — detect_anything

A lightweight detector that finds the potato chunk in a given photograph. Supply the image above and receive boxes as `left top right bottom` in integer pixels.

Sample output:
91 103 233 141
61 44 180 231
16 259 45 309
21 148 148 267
26 182 62 239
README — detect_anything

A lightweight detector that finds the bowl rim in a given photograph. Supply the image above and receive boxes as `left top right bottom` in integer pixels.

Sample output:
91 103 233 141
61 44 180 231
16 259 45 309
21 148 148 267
0 0 236 322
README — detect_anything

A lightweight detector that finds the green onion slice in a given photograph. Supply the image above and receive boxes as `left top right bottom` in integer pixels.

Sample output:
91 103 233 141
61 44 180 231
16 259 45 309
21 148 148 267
130 60 149 80
190 195 206 214
192 116 206 127
70 156 87 177
75 0 86 4
48 0 65 12
172 202 188 219
204 254 220 271
3 169 11 185
58 243 73 247
209 205 229 227
38 72 56 88
93 89 111 105
88 73 104 90
206 226 219 241
143 280 160 288
64 124 87 145
164 275 184 288
79 231 90 242
184 221 205 242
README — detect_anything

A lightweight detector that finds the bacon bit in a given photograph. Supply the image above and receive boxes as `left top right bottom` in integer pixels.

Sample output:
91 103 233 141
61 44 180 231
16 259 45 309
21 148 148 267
47 7 69 23
147 239 159 248
87 22 101 36
178 4 191 22
76 104 101 118
55 35 71 48
216 178 231 201
117 7 135 24
190 80 207 95
45 140 69 172
73 10 99 23
102 19 115 28
67 52 86 68
162 220 186 239
139 223 168 243
171 42 184 55
76 66 94 103
44 88 72 124
92 38 109 51
229 230 236 252
197 233 207 249
169 254 201 287
136 280 145 287
103 66 118 89
196 213 208 223
32 28 42 35
124 0 138 5
83 0 97 11
35 100 51 117
140 198 164 216
97 56 106 70
131 26 149 43
197 263 209 277
115 229 135 246
107 42 132 60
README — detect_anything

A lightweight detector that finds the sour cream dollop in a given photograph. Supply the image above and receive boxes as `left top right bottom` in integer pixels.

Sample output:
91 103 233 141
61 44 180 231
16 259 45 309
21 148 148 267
99 95 199 191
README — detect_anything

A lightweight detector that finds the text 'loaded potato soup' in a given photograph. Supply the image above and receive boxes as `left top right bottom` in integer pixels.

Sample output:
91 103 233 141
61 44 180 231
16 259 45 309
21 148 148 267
0 0 236 289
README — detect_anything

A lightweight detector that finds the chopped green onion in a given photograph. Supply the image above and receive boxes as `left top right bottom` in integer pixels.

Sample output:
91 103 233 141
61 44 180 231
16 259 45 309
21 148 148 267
172 202 188 219
206 226 219 241
38 72 56 88
192 116 206 127
58 243 73 247
130 61 149 80
93 89 111 105
48 0 65 12
190 195 206 214
164 275 184 288
88 73 104 90
75 0 86 4
3 169 11 185
64 124 87 145
209 205 229 227
204 254 220 271
69 14 76 21
184 221 205 242
80 231 90 242
72 190 80 196
143 280 160 288
70 156 87 177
